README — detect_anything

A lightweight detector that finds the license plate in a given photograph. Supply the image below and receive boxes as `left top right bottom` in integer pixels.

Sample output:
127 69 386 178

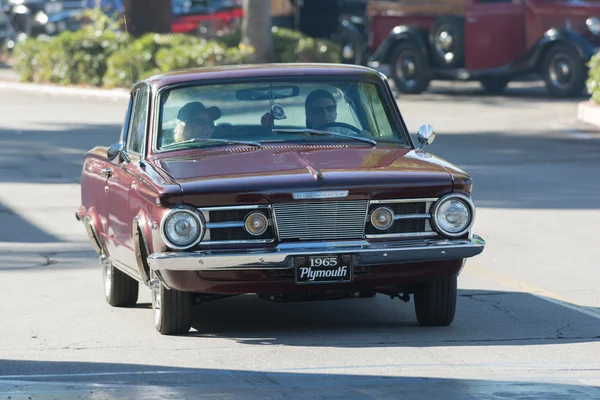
294 255 352 284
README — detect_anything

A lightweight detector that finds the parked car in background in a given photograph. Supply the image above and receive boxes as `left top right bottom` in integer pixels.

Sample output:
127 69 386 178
76 63 486 335
0 0 83 39
357 0 600 97
172 0 242 38
0 5 16 50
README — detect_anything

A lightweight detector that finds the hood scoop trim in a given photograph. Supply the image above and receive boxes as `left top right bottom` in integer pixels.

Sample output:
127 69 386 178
226 144 347 153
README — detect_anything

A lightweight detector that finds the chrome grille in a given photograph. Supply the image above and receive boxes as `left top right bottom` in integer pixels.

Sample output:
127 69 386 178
273 200 369 241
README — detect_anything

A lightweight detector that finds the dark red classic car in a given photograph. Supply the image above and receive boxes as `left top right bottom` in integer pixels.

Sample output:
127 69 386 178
352 0 600 97
76 63 486 335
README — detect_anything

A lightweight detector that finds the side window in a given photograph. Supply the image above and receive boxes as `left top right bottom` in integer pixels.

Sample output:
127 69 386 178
126 85 150 155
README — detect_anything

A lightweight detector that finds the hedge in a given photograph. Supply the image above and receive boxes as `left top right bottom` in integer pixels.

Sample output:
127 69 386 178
12 26 341 89
587 51 600 105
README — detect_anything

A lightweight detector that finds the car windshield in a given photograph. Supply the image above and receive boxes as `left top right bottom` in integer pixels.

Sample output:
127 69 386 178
156 79 409 151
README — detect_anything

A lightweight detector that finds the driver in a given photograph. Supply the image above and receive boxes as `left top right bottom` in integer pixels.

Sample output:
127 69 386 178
173 101 222 143
305 89 338 129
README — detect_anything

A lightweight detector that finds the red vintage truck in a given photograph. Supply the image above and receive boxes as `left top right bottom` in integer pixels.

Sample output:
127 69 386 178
343 0 600 97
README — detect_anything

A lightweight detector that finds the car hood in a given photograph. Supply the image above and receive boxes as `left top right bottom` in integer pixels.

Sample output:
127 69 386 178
151 145 456 205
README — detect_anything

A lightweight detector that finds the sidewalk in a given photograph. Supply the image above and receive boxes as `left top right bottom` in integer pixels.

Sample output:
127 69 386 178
0 60 130 99
0 61 18 82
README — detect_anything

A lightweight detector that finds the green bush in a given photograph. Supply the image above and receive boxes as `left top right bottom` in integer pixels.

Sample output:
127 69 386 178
586 52 600 104
13 26 341 89
14 30 125 86
221 26 342 63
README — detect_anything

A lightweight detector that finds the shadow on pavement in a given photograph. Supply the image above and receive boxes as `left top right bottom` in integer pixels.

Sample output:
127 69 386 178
164 288 600 348
0 359 598 399
0 123 121 184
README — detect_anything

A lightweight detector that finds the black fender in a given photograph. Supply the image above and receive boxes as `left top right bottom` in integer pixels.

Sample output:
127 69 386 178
369 25 429 65
528 28 596 69
337 19 365 44
335 19 368 64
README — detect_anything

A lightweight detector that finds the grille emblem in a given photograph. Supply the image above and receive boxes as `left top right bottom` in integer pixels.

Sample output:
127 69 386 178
292 190 349 200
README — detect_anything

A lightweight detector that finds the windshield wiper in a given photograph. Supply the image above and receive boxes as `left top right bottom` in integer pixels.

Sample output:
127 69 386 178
162 138 262 149
272 128 377 146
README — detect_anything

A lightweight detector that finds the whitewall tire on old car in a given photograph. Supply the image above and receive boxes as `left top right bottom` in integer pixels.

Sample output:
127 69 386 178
413 276 457 326
151 272 193 335
102 256 139 307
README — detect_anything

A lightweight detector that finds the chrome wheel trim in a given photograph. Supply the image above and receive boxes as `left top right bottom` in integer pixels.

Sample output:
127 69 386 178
394 52 418 89
152 283 162 327
549 54 574 89
103 259 112 299
434 28 454 63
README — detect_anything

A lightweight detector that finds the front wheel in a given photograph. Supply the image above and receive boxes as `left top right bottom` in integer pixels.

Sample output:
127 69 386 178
102 257 139 307
151 273 193 335
389 42 431 94
541 44 586 98
413 276 457 326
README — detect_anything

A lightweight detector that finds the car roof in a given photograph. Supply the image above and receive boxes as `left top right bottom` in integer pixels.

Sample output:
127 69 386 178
142 63 386 90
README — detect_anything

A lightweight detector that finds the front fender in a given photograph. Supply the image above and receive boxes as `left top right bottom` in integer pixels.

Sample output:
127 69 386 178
530 28 596 67
369 25 428 64
133 213 153 285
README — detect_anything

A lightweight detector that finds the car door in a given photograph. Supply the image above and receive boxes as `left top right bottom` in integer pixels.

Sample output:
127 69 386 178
105 83 150 271
464 0 526 70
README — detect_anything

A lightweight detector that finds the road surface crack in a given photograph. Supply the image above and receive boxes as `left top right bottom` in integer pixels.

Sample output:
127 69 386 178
461 293 518 320
39 253 58 266
556 322 575 339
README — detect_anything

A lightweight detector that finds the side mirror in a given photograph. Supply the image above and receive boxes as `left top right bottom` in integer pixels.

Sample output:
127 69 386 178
416 124 435 150
107 143 130 164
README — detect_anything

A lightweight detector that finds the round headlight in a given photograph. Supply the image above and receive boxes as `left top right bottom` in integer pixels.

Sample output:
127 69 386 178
370 206 395 230
431 194 474 237
587 17 600 35
244 212 268 236
161 208 204 249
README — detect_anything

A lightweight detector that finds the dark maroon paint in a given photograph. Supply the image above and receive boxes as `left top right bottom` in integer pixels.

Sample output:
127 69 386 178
77 63 475 295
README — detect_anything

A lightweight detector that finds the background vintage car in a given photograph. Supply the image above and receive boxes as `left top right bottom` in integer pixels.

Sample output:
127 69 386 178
76 64 486 335
340 0 600 97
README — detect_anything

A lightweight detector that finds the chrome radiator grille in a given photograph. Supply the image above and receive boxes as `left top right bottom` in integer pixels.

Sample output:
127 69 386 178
272 200 369 241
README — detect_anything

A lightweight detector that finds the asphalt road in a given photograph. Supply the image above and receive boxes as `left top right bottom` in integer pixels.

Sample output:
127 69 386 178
0 80 599 399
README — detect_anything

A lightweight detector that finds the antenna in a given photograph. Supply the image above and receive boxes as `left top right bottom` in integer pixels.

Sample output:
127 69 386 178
123 15 134 88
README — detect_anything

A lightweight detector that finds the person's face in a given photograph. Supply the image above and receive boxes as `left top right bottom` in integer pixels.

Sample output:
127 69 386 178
308 98 337 128
182 110 215 140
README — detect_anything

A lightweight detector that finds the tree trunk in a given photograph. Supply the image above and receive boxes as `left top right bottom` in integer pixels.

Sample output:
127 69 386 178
242 0 273 63
122 0 172 37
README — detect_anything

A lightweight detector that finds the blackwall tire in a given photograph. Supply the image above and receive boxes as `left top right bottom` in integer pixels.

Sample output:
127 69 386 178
541 44 586 98
102 257 139 307
390 41 430 94
414 276 457 326
151 273 193 335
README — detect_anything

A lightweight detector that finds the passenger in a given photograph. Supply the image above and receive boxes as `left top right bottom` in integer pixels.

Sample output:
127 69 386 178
173 101 222 143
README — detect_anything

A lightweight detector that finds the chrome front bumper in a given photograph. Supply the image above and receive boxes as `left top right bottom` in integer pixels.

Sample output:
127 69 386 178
147 235 486 272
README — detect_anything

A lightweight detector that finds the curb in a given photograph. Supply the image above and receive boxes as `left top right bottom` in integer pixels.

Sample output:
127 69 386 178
577 100 600 128
0 80 130 99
